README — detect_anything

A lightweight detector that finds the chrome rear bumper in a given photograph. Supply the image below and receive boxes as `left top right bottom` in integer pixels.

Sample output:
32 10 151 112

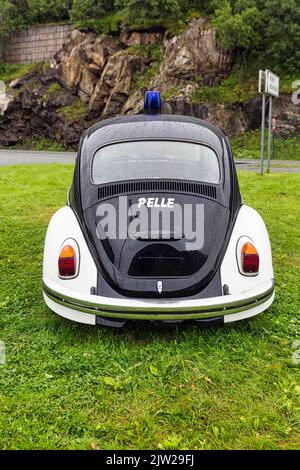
43 279 275 321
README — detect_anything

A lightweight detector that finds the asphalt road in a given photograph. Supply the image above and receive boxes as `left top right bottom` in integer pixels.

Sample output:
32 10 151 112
0 150 77 166
0 150 299 172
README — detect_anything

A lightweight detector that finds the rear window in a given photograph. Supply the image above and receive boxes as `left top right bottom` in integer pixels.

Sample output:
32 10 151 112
92 140 220 185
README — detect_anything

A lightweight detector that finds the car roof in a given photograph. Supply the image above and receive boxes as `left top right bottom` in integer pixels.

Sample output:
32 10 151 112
81 114 226 158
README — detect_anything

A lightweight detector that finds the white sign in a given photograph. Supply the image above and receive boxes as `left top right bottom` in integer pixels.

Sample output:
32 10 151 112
265 70 280 97
258 70 265 94
259 70 280 97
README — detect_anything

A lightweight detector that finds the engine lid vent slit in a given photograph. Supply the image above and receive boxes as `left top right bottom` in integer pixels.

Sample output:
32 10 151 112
98 180 217 201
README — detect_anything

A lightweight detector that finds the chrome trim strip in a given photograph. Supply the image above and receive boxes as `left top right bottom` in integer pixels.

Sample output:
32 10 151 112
43 280 275 321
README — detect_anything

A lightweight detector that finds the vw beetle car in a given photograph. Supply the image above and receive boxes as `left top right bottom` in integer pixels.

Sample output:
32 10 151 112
43 91 275 327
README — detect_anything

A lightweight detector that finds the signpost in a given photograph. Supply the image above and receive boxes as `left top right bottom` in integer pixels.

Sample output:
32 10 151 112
259 69 280 175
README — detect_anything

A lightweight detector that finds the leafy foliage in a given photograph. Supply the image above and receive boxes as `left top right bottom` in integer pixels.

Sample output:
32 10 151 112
115 0 182 28
0 0 299 72
0 0 27 40
212 0 300 72
212 1 262 51
0 0 71 30
27 0 72 23
70 0 114 23
262 0 300 73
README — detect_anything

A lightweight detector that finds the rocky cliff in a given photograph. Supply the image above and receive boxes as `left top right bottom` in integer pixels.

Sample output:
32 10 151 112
0 18 299 148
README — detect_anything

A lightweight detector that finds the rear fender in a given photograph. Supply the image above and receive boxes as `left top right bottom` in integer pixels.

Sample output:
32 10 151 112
43 206 97 295
220 205 274 295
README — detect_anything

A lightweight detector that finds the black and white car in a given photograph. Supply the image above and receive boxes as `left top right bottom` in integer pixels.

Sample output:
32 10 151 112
43 92 275 327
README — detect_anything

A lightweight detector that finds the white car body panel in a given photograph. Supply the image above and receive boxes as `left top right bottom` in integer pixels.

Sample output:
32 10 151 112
220 205 274 294
43 207 98 294
44 294 96 325
224 292 275 323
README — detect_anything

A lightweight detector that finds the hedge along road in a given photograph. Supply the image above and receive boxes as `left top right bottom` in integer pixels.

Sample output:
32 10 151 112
0 150 300 172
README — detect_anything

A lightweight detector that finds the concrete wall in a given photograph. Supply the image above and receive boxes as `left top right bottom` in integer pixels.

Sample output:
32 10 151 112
3 24 73 64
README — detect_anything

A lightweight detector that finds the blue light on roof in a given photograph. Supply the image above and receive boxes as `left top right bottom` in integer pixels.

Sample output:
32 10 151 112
144 91 161 114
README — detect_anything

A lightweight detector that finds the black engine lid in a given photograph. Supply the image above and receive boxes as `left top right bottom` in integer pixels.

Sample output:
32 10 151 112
83 189 230 298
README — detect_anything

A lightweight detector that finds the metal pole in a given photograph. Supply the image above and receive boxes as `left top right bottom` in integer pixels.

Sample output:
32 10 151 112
260 93 266 176
267 96 273 172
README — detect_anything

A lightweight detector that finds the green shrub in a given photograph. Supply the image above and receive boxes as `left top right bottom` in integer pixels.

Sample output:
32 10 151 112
213 1 262 51
263 0 300 73
73 9 125 34
70 0 114 22
27 0 72 23
115 0 182 29
213 0 300 73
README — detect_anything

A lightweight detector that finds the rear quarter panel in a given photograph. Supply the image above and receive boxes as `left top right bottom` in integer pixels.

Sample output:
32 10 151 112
220 205 274 294
43 206 97 295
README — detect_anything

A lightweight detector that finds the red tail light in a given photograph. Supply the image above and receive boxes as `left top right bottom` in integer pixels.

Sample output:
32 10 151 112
241 242 259 274
58 245 76 278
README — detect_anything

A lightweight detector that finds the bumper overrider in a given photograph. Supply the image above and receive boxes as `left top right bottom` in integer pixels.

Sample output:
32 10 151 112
43 278 275 322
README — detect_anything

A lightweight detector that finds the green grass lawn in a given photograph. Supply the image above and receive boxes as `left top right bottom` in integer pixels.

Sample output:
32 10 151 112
0 165 299 450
